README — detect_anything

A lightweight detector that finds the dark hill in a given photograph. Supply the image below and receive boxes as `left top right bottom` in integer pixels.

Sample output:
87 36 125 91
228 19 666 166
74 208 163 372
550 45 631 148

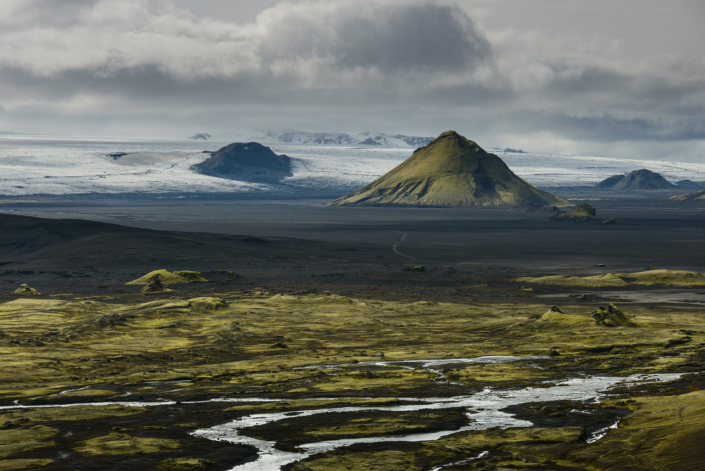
597 169 676 190
328 131 571 207
595 175 625 188
192 142 292 183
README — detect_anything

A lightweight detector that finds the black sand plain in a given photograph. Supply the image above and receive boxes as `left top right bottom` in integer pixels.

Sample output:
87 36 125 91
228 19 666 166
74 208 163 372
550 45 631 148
1 190 705 470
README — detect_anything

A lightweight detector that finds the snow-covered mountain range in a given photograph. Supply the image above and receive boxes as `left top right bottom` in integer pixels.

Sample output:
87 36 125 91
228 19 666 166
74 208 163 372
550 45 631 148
261 130 433 148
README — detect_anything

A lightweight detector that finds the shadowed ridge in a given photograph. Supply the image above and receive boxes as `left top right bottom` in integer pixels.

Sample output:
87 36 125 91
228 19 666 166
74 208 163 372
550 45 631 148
328 130 572 207
598 169 676 190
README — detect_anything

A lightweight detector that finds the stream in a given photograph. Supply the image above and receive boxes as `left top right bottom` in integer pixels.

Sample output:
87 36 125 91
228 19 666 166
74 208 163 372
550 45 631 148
0 356 685 470
190 357 684 471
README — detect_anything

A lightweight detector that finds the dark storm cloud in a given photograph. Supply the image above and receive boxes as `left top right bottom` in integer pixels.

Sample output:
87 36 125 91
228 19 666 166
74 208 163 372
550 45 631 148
312 4 491 72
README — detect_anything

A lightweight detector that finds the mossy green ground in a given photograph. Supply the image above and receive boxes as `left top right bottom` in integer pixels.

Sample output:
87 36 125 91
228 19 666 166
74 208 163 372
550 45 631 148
0 289 704 469
518 269 705 288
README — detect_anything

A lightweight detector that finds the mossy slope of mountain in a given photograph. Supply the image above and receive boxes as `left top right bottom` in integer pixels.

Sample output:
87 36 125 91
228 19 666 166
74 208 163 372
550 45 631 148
328 131 571 207
598 169 676 190
666 189 705 204
192 142 291 183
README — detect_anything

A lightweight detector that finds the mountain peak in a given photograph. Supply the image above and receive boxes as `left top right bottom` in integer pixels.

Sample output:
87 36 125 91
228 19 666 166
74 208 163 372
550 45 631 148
328 131 571 208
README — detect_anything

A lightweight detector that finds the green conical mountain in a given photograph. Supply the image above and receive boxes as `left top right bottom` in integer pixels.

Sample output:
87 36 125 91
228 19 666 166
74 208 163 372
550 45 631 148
328 131 571 207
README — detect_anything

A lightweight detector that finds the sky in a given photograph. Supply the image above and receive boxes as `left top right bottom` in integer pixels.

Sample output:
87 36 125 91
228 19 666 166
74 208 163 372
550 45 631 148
0 0 704 160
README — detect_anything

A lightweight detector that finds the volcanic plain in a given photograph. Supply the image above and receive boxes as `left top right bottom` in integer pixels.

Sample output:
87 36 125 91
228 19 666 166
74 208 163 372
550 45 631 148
0 195 704 471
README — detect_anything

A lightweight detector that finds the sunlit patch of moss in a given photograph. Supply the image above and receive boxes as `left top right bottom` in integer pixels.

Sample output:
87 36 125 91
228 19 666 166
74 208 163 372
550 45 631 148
516 273 629 288
445 363 550 383
291 450 421 471
0 425 58 458
0 405 146 426
293 427 584 471
187 297 228 311
568 390 705 469
619 269 705 287
159 458 215 469
0 459 54 471
311 368 435 392
74 432 180 456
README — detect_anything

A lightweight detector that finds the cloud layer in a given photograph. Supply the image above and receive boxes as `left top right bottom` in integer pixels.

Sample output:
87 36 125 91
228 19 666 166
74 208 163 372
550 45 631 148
0 0 703 160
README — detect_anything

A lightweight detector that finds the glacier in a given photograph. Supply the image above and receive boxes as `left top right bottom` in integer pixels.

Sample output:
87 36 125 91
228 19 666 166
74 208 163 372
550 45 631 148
1 135 704 196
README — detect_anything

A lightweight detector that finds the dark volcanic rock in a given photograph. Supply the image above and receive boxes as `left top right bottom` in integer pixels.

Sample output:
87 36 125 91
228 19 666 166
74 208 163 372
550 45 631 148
191 142 292 184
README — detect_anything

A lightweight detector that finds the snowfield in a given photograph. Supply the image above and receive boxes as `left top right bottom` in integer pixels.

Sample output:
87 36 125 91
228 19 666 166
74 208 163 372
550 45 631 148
1 136 704 196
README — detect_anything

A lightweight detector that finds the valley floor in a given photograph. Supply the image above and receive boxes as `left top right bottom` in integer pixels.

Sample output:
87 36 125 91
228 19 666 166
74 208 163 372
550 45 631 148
0 202 704 470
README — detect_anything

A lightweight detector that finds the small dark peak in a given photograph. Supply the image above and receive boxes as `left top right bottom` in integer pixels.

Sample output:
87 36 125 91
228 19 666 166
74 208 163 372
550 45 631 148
192 142 291 183
602 218 616 225
548 306 564 314
599 169 676 190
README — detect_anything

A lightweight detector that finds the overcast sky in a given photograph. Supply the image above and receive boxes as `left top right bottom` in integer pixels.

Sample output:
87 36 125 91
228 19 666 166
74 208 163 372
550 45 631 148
0 0 704 160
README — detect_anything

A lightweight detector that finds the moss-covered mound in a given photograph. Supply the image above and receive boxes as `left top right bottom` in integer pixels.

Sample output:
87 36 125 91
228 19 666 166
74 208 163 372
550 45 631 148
12 284 40 296
537 306 594 328
328 131 571 207
516 274 629 288
188 297 228 311
618 269 705 288
550 204 597 222
592 304 636 327
127 270 207 286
